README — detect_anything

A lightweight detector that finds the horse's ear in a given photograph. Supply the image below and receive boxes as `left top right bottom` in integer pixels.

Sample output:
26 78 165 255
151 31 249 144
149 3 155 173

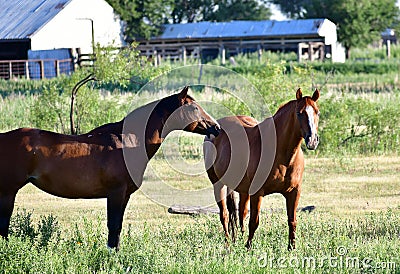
296 88 302 100
178 86 189 104
312 89 320 102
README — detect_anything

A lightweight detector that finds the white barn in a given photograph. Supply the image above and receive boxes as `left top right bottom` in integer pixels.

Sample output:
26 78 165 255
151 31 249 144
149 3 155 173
0 0 124 60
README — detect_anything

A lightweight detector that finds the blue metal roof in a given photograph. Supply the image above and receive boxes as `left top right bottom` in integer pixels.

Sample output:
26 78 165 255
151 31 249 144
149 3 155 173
160 19 329 40
0 0 72 40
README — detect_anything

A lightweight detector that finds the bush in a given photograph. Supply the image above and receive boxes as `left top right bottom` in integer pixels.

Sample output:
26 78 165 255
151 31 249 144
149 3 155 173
9 209 61 249
317 93 400 155
9 209 37 242
37 214 61 248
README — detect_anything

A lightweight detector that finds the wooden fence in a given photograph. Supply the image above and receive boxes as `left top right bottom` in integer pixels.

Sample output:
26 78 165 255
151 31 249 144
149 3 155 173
0 59 74 80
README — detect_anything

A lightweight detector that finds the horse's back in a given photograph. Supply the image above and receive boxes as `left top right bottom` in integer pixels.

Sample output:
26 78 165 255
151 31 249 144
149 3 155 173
0 127 41 151
204 115 256 159
0 127 130 197
204 116 259 189
217 115 258 128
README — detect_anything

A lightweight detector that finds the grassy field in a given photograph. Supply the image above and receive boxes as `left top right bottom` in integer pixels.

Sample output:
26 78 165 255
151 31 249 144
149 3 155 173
2 155 399 273
1 90 400 273
1 49 400 272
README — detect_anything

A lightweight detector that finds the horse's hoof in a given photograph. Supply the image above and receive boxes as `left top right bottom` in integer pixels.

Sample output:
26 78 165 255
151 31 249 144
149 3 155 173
287 244 295 251
245 241 252 251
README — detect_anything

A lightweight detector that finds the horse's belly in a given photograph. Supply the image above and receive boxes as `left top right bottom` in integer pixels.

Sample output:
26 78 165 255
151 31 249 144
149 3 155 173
30 162 111 198
32 173 107 199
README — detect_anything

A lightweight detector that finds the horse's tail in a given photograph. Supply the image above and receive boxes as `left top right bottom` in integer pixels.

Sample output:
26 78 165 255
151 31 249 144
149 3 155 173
226 188 238 242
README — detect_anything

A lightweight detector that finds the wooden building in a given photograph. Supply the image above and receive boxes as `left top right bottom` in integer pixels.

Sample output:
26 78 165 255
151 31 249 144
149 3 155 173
0 0 124 79
138 19 345 64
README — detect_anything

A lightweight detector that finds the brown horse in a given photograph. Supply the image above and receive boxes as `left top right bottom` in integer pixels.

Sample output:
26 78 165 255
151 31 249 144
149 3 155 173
204 88 320 250
0 86 220 250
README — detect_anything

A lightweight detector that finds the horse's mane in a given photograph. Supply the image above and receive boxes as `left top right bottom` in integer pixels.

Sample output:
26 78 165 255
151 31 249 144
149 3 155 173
273 99 297 120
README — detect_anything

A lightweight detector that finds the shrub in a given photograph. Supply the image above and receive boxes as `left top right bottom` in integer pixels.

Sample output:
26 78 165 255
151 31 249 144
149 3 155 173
9 210 61 248
9 209 37 242
37 214 61 248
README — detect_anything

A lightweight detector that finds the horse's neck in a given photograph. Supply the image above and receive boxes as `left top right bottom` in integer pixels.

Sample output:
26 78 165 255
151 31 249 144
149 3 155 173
124 100 170 159
271 102 303 163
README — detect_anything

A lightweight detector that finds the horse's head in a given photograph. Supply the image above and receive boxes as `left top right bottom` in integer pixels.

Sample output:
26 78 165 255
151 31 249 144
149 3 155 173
161 86 220 138
295 88 320 150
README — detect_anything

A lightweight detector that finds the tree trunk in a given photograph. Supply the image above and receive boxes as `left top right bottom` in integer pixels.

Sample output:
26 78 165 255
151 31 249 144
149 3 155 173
345 47 351 60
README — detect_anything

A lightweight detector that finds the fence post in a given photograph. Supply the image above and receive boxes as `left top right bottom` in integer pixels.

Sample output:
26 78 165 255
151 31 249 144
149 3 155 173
257 44 262 63
386 40 391 59
40 60 45 79
55 60 60 77
8 61 12 79
297 43 302 62
25 61 30 80
153 49 158 67
182 46 187 66
308 43 314 61
220 45 226 65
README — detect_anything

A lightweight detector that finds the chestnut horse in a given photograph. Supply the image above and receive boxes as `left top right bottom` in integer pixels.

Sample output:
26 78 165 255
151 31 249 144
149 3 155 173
204 88 320 250
0 86 220 250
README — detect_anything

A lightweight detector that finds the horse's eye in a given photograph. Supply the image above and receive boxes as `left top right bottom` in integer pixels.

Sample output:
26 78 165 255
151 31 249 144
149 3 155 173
317 111 320 116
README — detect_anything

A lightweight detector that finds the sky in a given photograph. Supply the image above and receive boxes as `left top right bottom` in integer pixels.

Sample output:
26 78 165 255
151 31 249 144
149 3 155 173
268 3 287 21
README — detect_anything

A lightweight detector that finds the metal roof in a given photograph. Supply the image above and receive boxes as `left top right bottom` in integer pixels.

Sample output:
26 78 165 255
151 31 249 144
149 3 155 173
159 19 331 40
0 0 72 40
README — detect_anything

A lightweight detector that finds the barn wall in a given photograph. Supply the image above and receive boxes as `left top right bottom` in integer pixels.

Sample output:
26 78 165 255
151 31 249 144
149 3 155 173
317 20 337 45
30 0 124 54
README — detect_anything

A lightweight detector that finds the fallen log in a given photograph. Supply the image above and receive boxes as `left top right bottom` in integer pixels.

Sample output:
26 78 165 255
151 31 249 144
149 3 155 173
168 205 316 215
168 205 219 215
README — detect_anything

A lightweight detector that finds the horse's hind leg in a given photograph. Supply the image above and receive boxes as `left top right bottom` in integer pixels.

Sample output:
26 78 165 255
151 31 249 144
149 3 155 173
106 188 131 251
245 194 263 250
238 193 250 234
0 192 17 239
285 189 300 251
226 188 237 242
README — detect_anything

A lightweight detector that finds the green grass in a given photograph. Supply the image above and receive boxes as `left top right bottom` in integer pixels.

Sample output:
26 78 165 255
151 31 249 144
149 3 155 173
3 210 399 273
1 50 400 272
2 156 399 273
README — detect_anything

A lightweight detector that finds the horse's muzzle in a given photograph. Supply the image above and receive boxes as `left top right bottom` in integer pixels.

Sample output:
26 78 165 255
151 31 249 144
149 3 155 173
305 134 319 150
207 123 220 138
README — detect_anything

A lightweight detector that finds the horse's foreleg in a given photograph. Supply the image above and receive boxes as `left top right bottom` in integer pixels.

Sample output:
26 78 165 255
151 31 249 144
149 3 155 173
0 192 17 239
285 189 300 251
214 184 230 243
106 189 131 251
238 193 250 235
245 194 263 250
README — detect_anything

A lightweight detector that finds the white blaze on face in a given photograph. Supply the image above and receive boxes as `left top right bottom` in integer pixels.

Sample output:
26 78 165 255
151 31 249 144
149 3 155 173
305 105 317 136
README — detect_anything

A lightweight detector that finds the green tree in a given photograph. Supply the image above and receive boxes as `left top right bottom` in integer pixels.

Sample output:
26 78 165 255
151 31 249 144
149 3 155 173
108 0 271 39
171 0 207 23
335 0 399 58
107 0 173 40
271 0 399 58
171 0 271 23
204 0 271 21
